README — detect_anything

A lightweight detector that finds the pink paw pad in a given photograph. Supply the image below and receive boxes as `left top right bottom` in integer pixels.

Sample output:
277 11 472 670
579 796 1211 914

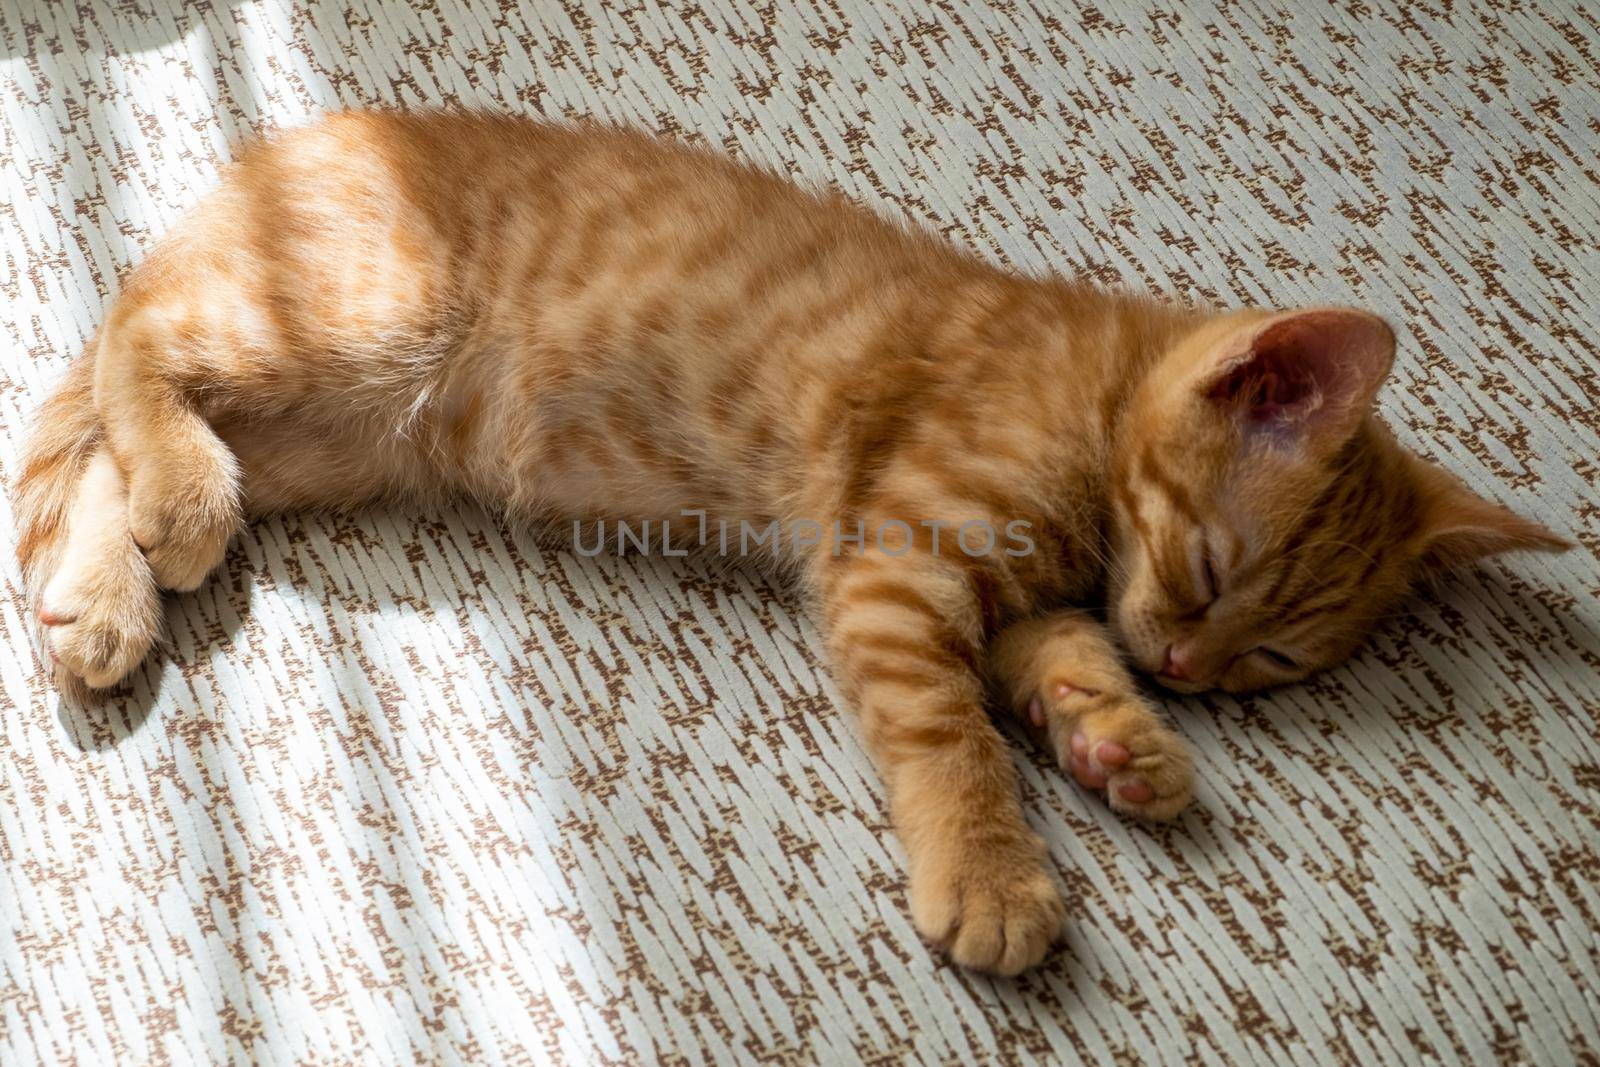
1071 756 1108 789
1115 779 1154 804
1068 732 1110 788
1095 741 1130 767
1068 731 1144 797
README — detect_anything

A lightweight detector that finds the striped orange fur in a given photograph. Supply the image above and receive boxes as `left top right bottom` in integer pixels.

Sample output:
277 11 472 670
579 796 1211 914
14 111 1568 974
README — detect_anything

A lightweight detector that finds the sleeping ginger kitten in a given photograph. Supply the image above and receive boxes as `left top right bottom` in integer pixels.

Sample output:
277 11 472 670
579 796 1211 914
16 112 1568 975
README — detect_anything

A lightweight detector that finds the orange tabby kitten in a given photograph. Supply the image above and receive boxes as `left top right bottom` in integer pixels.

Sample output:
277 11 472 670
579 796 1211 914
16 111 1568 975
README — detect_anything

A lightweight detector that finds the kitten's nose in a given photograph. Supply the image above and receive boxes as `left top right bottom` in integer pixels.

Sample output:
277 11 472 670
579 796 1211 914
1160 643 1193 681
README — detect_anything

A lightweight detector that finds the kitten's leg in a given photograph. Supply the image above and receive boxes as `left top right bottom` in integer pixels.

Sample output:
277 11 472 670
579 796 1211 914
820 547 1065 975
37 447 163 689
94 303 243 592
988 609 1194 821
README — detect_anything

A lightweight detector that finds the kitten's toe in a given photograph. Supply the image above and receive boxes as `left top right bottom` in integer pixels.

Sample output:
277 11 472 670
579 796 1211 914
1067 731 1132 790
1068 743 1109 788
1113 778 1155 805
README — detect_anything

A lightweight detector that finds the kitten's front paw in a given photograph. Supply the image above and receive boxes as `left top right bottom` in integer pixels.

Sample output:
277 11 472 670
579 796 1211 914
909 831 1066 975
1031 686 1194 821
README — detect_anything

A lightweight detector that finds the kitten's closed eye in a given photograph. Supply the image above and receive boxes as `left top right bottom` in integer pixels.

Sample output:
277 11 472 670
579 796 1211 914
1185 539 1220 615
1252 647 1301 672
1200 545 1220 602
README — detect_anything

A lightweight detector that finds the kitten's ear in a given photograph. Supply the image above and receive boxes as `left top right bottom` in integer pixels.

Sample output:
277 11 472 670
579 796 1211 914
1203 307 1395 447
1408 460 1573 572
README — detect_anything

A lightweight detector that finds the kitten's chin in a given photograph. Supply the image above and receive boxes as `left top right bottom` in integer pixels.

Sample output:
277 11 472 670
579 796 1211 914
1149 673 1210 695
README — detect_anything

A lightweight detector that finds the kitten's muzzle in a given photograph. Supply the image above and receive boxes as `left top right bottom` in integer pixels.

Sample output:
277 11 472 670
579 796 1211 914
1158 643 1192 681
1152 641 1213 693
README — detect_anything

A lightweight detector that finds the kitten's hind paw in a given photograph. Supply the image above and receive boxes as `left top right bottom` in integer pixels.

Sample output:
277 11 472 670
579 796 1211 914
127 452 239 593
39 541 161 690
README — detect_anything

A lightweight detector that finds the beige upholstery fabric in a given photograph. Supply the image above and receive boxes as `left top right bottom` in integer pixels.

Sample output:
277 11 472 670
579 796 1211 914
1 2 1597 1063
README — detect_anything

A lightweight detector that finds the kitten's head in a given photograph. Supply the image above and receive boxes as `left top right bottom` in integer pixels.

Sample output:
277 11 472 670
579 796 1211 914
1109 306 1569 693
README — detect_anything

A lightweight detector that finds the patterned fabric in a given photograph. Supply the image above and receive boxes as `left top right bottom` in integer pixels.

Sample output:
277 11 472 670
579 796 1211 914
2 1 1597 1062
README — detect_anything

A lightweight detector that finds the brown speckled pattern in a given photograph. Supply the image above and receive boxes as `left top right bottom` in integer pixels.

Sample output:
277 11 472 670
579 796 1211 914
1 1 1597 1063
